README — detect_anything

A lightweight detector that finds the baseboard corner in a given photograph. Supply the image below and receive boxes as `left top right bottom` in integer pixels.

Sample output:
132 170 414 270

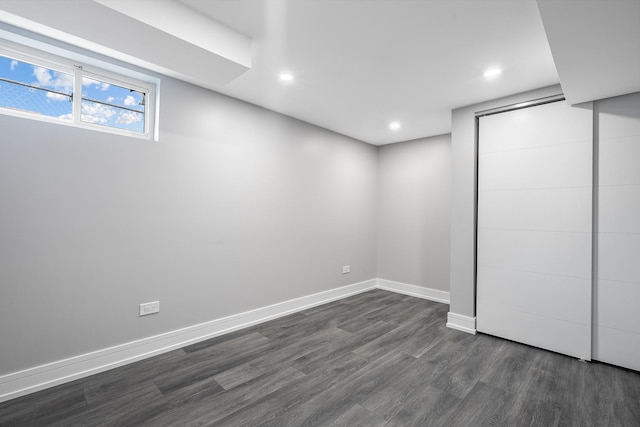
446 311 477 334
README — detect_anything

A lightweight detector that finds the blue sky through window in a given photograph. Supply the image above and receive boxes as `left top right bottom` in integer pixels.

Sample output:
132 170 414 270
0 55 72 119
0 54 145 133
81 76 145 133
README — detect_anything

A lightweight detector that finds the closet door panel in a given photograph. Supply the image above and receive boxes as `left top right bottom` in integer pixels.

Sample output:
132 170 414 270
477 100 592 360
596 279 640 335
478 188 591 233
478 103 591 153
599 226 640 284
599 185 640 234
477 301 592 359
479 141 592 191
594 93 640 371
599 136 640 186
594 327 640 372
477 267 591 324
477 229 591 279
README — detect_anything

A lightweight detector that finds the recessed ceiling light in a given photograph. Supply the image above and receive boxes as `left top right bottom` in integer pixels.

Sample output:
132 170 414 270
279 73 294 81
483 67 502 79
389 121 401 130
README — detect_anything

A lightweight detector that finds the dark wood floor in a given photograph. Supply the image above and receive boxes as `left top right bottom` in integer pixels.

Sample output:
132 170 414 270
1 289 639 426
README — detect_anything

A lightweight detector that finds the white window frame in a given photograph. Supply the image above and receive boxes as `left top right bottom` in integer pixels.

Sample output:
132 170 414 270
0 37 157 140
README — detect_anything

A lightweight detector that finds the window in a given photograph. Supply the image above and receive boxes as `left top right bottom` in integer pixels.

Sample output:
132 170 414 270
0 40 156 139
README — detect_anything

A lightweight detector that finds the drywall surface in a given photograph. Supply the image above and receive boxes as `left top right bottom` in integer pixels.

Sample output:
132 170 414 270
377 135 452 291
449 84 563 320
0 77 378 375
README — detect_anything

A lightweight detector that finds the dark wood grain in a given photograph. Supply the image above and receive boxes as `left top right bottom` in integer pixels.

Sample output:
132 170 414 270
1 289 639 427
326 403 387 427
385 385 461 427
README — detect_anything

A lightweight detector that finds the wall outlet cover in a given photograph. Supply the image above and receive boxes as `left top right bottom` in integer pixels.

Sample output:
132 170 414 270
139 301 160 316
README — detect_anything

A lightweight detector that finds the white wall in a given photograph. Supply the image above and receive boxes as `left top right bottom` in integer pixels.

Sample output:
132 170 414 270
377 135 452 291
0 77 378 376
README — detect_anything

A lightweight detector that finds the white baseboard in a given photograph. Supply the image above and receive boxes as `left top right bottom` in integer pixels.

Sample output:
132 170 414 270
0 279 376 404
446 312 477 334
376 279 450 304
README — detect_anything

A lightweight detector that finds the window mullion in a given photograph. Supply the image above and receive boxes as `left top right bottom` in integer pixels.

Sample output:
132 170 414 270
72 66 83 124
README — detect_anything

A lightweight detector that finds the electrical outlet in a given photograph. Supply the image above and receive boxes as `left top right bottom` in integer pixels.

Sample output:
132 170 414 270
140 301 160 316
342 265 351 274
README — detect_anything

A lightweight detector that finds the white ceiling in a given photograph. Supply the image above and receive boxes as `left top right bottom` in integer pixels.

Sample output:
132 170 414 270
0 0 638 145
179 0 560 145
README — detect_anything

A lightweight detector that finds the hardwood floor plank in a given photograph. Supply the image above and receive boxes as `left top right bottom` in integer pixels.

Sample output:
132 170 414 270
359 356 446 421
57 382 165 426
257 308 344 341
613 364 640 426
385 385 461 427
325 403 386 427
477 337 538 395
216 352 368 427
181 325 266 353
352 312 439 360
0 381 87 425
393 312 450 358
441 381 513 426
254 351 416 427
335 305 392 333
212 365 356 426
291 320 395 374
213 326 352 389
333 300 398 331
79 348 187 406
154 332 270 394
341 289 403 307
508 398 562 427
430 333 505 399
139 367 307 426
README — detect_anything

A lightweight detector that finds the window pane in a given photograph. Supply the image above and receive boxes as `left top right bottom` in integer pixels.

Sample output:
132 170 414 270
81 77 145 133
0 55 73 119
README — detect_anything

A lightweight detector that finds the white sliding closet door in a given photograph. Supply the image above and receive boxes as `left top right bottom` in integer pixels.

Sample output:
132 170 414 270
477 100 593 360
594 93 640 371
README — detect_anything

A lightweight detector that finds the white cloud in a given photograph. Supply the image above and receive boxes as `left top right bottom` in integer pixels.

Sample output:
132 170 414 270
116 111 143 125
33 66 52 86
81 114 107 124
123 95 137 106
106 96 115 103
58 113 73 121
81 101 115 125
33 66 73 92
10 60 18 71
82 101 116 118
82 77 109 91
47 92 71 102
